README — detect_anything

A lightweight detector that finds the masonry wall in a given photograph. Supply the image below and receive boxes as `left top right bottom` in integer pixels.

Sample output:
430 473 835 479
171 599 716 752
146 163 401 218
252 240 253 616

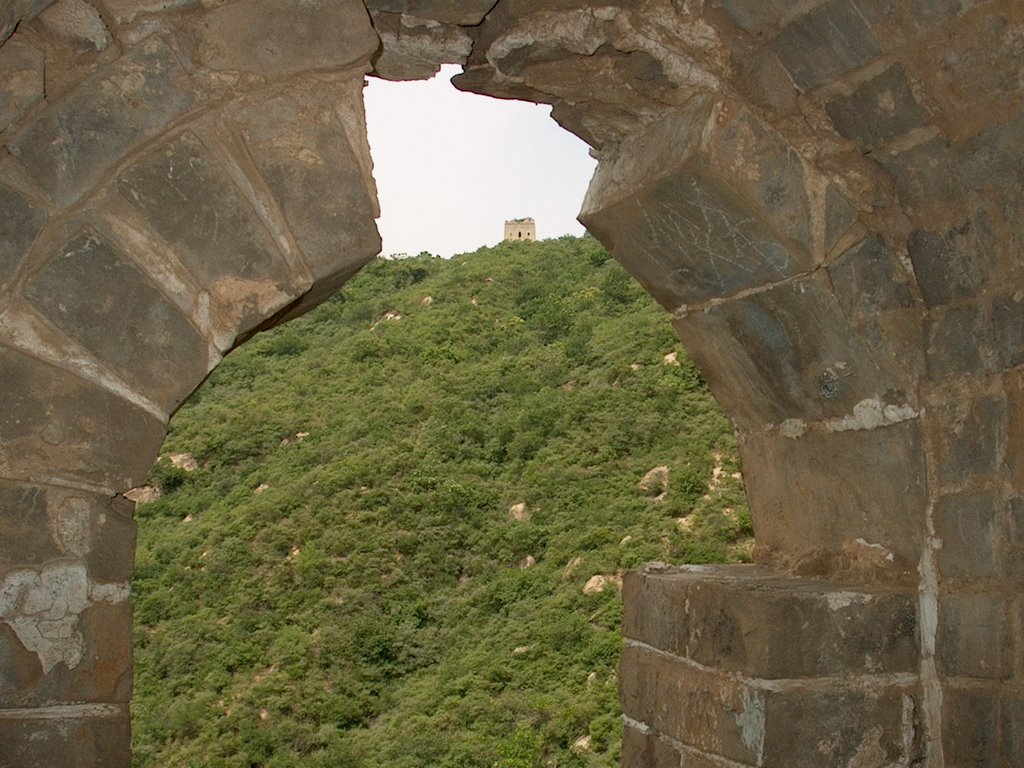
0 0 1021 765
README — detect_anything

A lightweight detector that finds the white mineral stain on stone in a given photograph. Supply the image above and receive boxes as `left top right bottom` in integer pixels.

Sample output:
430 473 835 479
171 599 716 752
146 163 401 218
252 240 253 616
1 562 88 673
779 418 807 438
826 591 872 611
826 398 918 432
736 688 765 759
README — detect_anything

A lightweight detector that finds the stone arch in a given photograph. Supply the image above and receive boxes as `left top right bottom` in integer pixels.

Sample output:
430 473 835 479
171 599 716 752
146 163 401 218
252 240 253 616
1 1 1021 765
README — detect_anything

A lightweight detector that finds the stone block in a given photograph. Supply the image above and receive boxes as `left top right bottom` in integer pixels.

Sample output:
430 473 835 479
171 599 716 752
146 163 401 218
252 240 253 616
10 37 195 207
0 483 134 580
709 0 791 33
908 220 992 308
582 97 837 310
0 595 132 706
908 9 1024 142
993 291 1024 370
875 135 962 211
828 234 915 319
25 230 211 411
191 0 378 78
623 566 919 678
739 419 927 566
0 183 46 289
934 492 1000 582
825 65 930 149
937 593 1012 680
673 273 911 429
365 0 495 25
0 711 130 767
0 38 45 130
622 725 700 768
770 0 881 91
760 685 921 768
620 643 764 765
621 642 920 767
925 302 994 379
233 76 381 322
926 387 1006 489
117 132 295 337
38 0 110 52
942 686 998 765
955 112 1024 193
1002 694 1024 764
0 0 51 45
0 345 165 490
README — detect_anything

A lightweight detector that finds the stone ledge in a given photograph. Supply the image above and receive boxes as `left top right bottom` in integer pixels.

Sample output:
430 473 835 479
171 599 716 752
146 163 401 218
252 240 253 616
623 564 919 679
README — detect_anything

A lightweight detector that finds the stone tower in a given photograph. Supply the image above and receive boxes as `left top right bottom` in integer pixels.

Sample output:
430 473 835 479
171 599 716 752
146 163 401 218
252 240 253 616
504 217 536 241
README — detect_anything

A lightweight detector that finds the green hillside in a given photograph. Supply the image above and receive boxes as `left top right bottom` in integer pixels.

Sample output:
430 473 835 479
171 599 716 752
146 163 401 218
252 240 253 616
131 236 752 767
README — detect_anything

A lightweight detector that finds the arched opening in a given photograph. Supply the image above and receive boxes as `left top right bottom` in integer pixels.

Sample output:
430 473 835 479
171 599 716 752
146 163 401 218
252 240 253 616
1 2 1021 766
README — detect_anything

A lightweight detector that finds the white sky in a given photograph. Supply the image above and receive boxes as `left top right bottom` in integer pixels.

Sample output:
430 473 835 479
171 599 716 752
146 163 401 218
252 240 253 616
363 65 598 259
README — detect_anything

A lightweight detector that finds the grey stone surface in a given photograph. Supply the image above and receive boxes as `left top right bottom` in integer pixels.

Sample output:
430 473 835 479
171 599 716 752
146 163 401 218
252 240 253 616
37 0 109 51
0 183 45 289
937 594 1011 679
117 132 293 336
365 0 495 25
10 37 195 207
942 687 998 765
770 0 881 91
828 234 915 318
0 37 45 130
0 344 165 490
25 231 211 411
739 419 927 567
0 712 130 767
233 76 381 322
908 220 991 308
925 301 993 379
191 0 378 78
623 567 918 678
826 65 930 149
674 273 908 428
876 135 962 211
0 0 52 45
709 0 792 33
928 388 1006 489
933 492 1001 582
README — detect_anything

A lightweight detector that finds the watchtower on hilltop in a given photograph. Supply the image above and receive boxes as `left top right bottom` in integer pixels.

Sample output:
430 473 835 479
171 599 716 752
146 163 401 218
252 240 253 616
504 217 536 241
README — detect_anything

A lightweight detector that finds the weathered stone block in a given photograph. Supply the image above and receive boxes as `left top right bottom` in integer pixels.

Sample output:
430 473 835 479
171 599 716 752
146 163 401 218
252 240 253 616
117 132 296 337
942 686 998 765
934 492 1000 582
673 273 911 428
0 344 165 490
739 419 927 566
0 37 45 130
993 291 1024 370
955 112 1024 193
233 76 381 322
622 725 704 768
825 65 930 149
709 0 791 33
925 301 994 379
620 643 764 765
623 566 919 679
926 387 1006 489
0 183 46 288
828 234 915 319
908 220 992 308
0 0 51 46
191 0 378 78
365 0 495 26
621 642 921 767
875 136 962 211
581 97 852 309
0 483 135 579
0 711 130 767
25 230 211 411
0 594 132 706
760 685 921 768
1002 694 1024 764
10 37 195 207
770 0 881 91
937 593 1012 680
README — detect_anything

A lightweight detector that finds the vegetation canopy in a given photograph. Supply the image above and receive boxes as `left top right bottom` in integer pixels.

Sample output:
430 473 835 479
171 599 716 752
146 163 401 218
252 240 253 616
132 236 752 767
